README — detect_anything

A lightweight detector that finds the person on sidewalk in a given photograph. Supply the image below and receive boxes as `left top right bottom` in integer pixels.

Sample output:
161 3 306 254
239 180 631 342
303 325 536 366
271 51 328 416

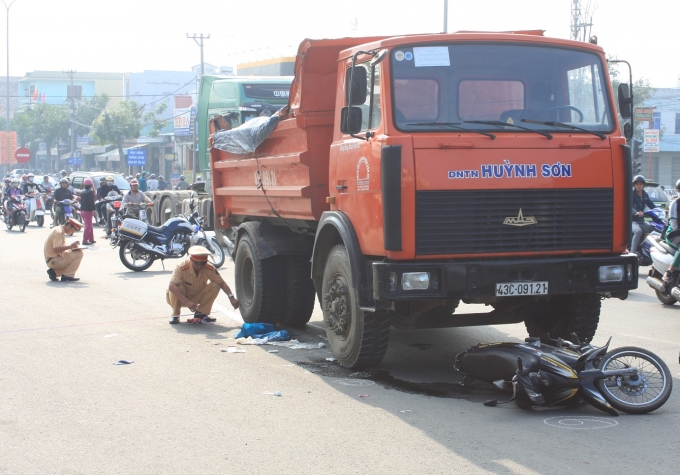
166 246 239 324
79 178 97 245
44 218 84 282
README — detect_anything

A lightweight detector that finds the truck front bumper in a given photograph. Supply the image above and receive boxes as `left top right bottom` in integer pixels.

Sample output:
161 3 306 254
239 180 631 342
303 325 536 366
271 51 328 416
372 255 638 302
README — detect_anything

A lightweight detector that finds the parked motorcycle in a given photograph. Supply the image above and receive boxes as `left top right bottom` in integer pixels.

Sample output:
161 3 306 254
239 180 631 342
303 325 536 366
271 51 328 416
637 208 666 266
111 207 225 272
455 334 672 415
123 202 152 223
3 195 27 232
25 190 47 227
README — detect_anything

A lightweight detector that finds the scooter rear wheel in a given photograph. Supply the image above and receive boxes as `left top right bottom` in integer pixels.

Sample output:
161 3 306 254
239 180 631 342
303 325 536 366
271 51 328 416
595 347 672 414
36 215 44 227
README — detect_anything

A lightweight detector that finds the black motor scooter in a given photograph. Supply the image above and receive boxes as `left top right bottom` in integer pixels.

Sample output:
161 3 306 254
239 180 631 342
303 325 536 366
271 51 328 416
455 334 672 415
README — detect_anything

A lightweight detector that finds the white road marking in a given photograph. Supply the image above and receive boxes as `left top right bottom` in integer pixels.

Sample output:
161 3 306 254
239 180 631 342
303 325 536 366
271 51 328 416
213 302 243 323
620 333 677 346
543 416 618 430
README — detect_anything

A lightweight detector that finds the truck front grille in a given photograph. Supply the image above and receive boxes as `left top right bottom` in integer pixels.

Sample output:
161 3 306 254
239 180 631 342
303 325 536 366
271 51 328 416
416 188 613 255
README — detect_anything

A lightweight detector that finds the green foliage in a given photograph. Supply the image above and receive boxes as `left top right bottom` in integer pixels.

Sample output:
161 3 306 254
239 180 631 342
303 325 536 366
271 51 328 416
608 58 655 140
74 94 110 137
90 101 143 164
143 103 168 138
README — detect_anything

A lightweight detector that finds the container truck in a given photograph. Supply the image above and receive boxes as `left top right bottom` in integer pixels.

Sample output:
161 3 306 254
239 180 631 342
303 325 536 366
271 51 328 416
209 32 638 368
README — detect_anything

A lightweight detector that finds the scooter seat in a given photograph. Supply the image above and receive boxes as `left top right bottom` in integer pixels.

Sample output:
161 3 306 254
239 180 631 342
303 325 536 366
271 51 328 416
659 241 677 254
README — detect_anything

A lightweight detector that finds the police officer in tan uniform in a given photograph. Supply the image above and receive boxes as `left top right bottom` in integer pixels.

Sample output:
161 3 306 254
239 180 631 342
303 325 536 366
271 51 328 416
44 218 84 282
167 246 239 324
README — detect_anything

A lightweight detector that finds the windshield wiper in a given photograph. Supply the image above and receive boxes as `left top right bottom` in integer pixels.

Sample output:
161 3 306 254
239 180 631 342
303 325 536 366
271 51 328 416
463 120 552 140
406 122 495 139
521 119 607 140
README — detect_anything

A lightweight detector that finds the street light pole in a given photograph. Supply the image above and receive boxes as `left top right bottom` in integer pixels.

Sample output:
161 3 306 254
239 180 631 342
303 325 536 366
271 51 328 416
443 0 448 33
2 0 15 175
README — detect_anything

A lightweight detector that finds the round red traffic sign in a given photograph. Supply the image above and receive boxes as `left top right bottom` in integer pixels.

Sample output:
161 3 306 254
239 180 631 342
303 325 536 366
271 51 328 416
15 147 31 163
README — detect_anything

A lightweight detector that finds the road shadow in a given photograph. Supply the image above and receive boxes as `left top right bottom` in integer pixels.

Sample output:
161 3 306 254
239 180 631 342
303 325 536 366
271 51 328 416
114 270 172 279
172 321 240 340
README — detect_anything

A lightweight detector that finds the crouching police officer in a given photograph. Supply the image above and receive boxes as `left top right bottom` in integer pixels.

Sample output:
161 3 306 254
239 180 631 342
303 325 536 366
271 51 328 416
44 217 84 282
167 246 239 324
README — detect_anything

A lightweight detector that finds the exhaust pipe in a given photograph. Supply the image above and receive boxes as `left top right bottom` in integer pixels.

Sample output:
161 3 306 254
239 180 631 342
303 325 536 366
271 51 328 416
672 287 680 302
134 241 170 258
647 276 668 293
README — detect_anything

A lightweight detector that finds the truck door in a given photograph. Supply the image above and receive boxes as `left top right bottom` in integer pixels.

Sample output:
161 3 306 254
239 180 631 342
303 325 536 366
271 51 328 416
330 62 385 254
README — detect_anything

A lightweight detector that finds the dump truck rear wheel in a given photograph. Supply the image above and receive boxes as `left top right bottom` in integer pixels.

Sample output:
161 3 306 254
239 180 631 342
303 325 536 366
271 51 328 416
279 255 316 327
524 293 600 344
234 234 284 324
322 244 390 368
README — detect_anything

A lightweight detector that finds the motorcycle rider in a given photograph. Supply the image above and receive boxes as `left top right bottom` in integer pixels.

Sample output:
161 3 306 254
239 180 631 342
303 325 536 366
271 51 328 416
662 179 680 282
157 175 168 191
96 175 121 224
138 171 148 192
52 177 75 227
40 175 55 225
175 175 189 190
5 178 23 220
122 178 152 217
147 173 158 191
1 177 10 208
631 175 655 257
22 173 40 216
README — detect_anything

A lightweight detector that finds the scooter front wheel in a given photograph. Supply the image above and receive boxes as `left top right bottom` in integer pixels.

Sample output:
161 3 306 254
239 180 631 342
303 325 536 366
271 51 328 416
595 346 672 414
17 213 26 232
36 215 44 227
119 240 155 271
5 214 12 230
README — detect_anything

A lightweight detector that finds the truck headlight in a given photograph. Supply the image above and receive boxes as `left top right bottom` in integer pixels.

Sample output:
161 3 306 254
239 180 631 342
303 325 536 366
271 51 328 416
402 272 430 290
599 265 624 282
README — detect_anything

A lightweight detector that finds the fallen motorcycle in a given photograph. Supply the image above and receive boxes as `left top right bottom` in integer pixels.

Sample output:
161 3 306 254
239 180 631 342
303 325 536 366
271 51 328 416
454 335 672 415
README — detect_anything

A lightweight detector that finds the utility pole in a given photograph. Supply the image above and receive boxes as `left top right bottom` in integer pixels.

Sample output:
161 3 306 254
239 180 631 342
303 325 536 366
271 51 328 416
186 33 210 177
64 69 76 170
443 0 448 33
571 0 594 42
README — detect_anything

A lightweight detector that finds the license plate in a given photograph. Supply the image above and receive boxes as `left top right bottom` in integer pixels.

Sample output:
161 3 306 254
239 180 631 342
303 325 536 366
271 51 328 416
140 210 146 220
495 281 548 297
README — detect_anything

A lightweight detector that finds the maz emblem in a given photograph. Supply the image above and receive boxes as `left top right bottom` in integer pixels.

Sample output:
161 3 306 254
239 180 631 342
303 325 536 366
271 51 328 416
503 209 537 227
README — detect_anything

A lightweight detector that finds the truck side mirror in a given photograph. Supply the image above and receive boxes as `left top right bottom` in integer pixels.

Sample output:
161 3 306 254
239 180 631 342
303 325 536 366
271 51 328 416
345 66 367 106
340 107 363 134
618 83 632 119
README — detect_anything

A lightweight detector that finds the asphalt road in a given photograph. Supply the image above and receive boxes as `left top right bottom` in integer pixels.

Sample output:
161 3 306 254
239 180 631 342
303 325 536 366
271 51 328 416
1 220 679 474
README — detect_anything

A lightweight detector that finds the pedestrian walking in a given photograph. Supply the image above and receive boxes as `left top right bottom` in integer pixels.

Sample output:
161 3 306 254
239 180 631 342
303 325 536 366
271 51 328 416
80 178 97 245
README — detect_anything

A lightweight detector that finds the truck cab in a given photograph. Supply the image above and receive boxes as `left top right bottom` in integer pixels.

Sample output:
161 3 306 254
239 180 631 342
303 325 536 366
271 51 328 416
211 33 638 369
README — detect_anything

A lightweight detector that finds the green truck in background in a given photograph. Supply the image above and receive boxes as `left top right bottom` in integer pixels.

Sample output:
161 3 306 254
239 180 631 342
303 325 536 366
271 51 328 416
143 75 293 243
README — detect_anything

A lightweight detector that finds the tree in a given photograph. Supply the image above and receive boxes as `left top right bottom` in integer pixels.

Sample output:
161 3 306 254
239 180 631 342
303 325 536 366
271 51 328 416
90 101 167 167
12 104 70 172
74 94 110 138
609 59 656 141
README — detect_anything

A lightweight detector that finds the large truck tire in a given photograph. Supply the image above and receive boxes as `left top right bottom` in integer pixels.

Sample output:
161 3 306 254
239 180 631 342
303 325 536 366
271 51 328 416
322 244 390 369
524 293 601 344
160 198 174 224
234 234 284 324
279 256 316 327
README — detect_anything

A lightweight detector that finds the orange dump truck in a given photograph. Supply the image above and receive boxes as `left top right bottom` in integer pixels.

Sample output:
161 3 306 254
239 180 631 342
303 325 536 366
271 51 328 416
209 32 638 368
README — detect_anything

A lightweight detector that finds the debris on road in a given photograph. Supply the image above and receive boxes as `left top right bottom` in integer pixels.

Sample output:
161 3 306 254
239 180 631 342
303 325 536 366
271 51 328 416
220 347 246 353
359 394 369 398
264 391 282 397
326 357 336 362
113 360 134 365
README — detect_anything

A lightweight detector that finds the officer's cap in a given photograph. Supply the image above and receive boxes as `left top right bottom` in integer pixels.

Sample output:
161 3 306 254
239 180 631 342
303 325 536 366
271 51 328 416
188 246 211 261
66 218 82 230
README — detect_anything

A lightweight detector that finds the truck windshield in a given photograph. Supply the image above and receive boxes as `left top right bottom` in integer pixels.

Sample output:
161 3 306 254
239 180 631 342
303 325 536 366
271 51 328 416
391 43 613 134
